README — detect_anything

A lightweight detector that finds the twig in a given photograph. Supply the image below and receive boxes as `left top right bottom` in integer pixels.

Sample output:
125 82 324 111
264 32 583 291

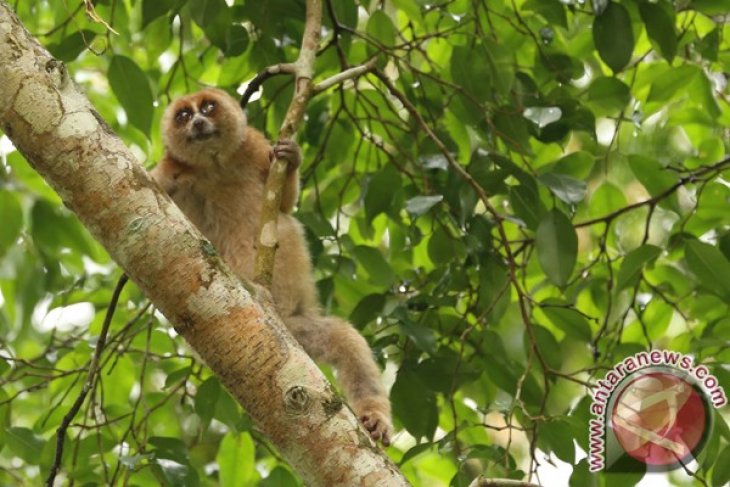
45 274 128 487
239 63 296 109
575 156 730 228
313 59 377 93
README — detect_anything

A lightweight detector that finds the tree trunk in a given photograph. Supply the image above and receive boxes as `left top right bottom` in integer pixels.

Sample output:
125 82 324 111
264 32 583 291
0 3 408 485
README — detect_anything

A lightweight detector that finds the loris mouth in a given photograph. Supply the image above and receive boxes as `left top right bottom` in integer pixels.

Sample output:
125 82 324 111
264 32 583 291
187 130 219 142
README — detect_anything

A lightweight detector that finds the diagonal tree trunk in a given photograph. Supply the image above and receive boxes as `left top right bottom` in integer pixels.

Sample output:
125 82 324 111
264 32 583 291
0 2 408 485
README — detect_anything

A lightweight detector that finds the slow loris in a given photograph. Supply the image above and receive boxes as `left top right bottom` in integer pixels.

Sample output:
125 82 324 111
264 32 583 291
150 88 393 445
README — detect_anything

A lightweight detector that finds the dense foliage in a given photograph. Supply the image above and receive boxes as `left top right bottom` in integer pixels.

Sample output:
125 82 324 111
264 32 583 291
1 0 729 485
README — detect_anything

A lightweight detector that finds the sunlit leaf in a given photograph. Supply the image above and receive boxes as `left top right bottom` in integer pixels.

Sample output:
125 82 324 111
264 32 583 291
217 432 257 486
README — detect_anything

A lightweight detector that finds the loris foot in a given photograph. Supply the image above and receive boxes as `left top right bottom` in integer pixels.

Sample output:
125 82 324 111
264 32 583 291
271 139 301 172
355 398 393 446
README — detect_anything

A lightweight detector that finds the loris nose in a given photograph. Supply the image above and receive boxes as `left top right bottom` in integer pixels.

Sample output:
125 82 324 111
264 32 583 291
193 119 206 131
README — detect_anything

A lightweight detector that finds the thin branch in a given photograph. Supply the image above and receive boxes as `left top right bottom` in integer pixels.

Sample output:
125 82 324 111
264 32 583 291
576 156 730 228
239 63 296 109
45 274 128 487
313 59 377 93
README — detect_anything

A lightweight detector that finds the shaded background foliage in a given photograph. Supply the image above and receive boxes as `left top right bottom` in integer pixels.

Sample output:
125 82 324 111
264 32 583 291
1 0 729 485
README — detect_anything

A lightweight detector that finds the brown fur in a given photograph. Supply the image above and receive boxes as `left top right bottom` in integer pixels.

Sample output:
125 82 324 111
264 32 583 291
151 88 393 444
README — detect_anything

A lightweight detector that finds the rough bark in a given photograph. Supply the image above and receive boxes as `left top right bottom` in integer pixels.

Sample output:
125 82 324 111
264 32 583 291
0 3 408 485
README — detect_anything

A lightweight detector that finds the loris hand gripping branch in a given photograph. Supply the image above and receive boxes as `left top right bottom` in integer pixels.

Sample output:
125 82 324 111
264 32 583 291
150 88 393 445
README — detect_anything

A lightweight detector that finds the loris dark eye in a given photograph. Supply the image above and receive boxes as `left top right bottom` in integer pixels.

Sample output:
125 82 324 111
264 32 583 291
200 100 216 116
175 108 192 124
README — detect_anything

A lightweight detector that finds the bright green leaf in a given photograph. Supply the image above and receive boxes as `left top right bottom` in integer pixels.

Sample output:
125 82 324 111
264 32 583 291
217 432 256 487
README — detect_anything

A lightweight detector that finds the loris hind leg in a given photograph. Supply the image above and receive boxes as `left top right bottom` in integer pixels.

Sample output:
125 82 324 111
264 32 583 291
284 314 392 445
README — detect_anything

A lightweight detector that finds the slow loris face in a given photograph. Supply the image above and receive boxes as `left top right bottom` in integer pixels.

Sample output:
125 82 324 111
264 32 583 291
161 88 247 167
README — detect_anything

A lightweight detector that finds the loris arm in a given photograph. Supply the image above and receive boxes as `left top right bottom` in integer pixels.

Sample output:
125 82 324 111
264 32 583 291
149 157 178 195
272 139 301 214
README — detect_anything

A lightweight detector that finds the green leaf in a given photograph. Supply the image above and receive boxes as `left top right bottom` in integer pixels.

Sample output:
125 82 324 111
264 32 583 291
540 418 576 463
366 10 396 47
164 366 192 389
593 2 634 73
399 321 437 354
530 325 562 370
216 432 256 487
350 293 385 327
194 377 221 427
189 0 232 50
353 246 395 288
541 299 592 341
261 467 299 487
451 45 488 102
405 195 443 216
4 427 45 464
536 209 578 287
685 240 730 299
509 183 546 230
691 0 730 16
712 445 730 487
628 155 677 199
149 436 190 464
587 77 631 113
364 165 399 223
0 191 23 258
31 199 94 256
142 0 174 28
108 55 154 135
616 245 662 291
47 30 96 62
523 0 567 28
225 24 249 57
538 173 587 204
493 107 531 153
153 458 200 487
647 65 699 104
391 367 438 440
638 2 677 62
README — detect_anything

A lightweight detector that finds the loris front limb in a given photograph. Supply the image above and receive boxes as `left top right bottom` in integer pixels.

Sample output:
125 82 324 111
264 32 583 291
271 139 301 214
